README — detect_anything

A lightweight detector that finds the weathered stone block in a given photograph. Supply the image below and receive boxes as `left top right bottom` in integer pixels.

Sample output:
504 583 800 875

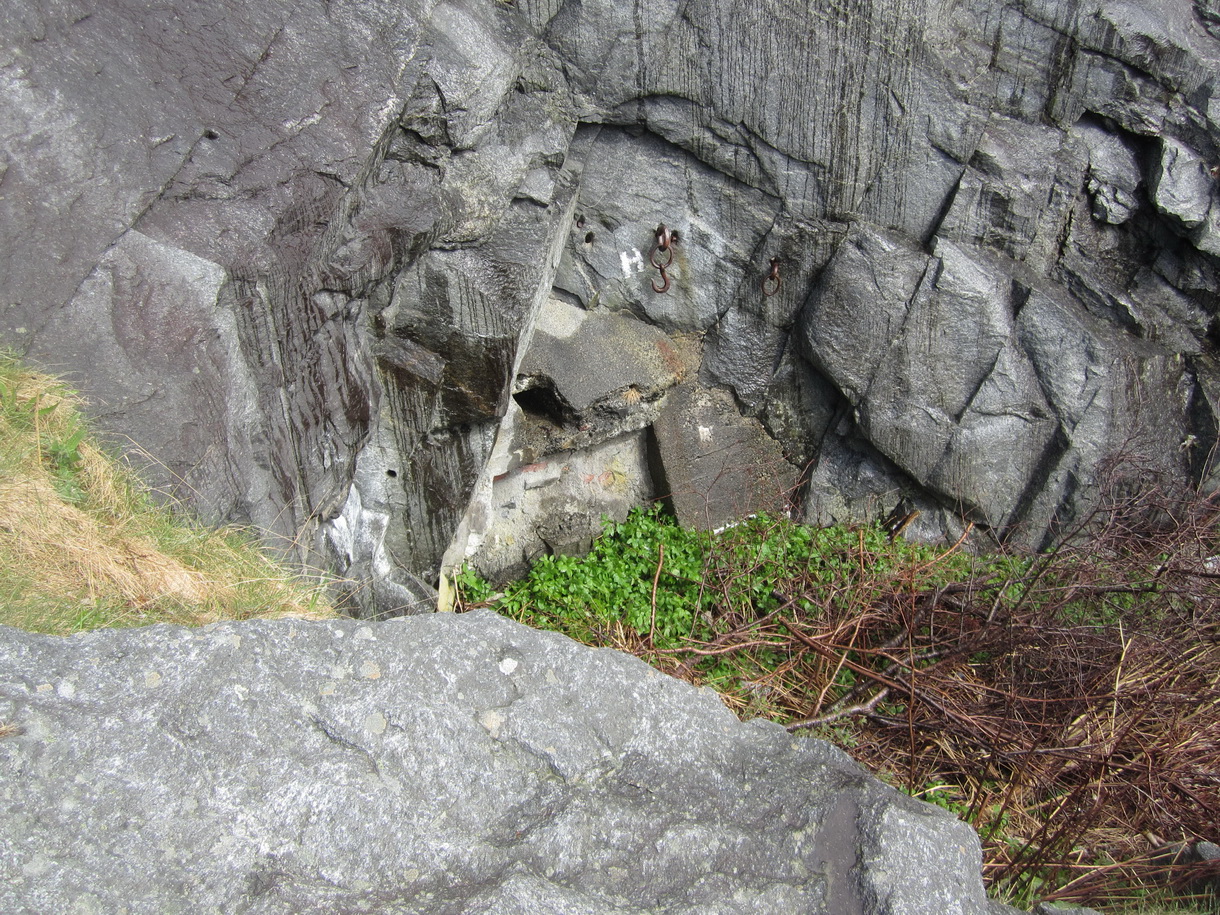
0 613 1003 915
651 383 798 530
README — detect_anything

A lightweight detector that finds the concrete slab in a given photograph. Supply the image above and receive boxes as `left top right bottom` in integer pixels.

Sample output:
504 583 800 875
651 383 799 530
461 427 655 583
516 297 687 413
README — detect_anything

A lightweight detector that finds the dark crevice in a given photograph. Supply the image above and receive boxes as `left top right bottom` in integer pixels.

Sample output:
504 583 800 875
643 423 675 516
513 376 577 427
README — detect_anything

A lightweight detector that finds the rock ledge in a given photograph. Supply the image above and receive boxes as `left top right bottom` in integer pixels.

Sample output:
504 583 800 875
1 612 1010 914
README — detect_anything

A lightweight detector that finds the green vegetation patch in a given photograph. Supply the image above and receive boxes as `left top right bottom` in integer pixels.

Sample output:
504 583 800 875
458 504 982 717
457 487 1220 913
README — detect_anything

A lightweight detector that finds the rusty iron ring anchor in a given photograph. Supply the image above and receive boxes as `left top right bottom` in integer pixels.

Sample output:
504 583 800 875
649 223 677 293
762 256 782 297
649 223 675 270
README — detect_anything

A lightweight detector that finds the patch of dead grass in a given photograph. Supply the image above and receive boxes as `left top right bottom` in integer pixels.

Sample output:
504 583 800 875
0 472 214 608
0 353 334 633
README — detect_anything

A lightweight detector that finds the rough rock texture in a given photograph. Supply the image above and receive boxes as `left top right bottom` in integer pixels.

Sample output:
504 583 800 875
1 613 1013 914
1152 839 1220 905
651 382 799 530
3 0 1220 605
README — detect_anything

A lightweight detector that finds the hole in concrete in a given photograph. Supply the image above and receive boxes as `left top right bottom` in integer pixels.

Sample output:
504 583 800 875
513 378 576 427
386 469 398 478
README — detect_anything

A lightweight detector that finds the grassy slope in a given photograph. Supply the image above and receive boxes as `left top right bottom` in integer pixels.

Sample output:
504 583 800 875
0 353 333 634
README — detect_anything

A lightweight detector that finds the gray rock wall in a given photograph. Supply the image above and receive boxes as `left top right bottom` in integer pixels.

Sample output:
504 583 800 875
2 0 1219 608
0 613 1014 914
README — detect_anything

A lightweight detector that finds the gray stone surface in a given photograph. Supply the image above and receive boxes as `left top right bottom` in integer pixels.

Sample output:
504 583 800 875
441 297 688 581
516 297 685 422
1152 138 1214 231
652 383 799 531
1 613 999 914
1 0 443 558
4 3 1217 908
798 230 1060 533
2 0 1220 597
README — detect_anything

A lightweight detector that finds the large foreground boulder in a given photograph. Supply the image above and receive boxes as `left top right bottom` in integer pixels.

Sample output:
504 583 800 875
0 612 1013 914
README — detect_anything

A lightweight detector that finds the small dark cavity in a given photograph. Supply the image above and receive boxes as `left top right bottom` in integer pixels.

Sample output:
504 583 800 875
513 380 576 427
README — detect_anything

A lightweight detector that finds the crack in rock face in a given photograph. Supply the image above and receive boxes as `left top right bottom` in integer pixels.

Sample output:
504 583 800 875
0 0 1217 610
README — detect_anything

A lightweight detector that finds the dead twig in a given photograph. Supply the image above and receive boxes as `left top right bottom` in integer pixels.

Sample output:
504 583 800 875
787 688 891 731
649 542 664 644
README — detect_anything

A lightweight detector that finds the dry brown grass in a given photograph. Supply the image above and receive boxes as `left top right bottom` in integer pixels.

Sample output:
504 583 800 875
1 471 214 608
0 354 334 633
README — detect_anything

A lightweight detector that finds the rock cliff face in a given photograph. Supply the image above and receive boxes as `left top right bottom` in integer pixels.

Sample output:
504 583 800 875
2 0 1219 610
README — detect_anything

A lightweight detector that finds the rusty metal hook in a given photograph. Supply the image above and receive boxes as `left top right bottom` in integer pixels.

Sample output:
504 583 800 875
762 256 782 297
649 223 674 270
652 263 671 293
648 223 677 293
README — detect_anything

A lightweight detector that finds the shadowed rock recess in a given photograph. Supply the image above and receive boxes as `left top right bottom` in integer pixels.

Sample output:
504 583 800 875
3 0 1219 607
0 613 1015 914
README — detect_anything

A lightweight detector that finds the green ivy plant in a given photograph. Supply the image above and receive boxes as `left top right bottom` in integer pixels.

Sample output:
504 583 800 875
456 504 970 653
